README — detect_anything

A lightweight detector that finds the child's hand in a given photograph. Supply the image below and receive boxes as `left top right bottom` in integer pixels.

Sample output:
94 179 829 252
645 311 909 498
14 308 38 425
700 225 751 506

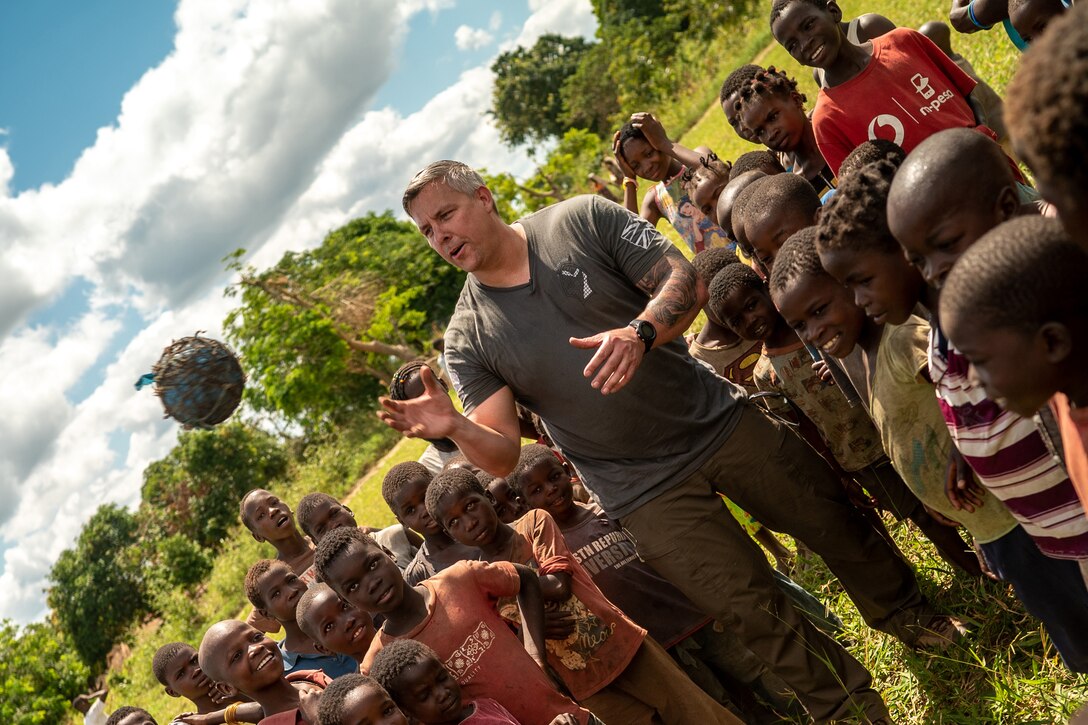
611 131 637 179
298 689 322 724
811 360 836 385
208 682 238 705
543 607 576 640
629 112 673 154
945 447 985 512
549 715 580 725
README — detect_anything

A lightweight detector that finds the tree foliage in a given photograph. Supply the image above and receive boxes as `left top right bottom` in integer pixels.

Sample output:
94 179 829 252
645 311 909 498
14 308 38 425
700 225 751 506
490 34 598 147
47 504 148 668
224 212 465 433
0 619 90 724
140 422 288 550
483 130 613 219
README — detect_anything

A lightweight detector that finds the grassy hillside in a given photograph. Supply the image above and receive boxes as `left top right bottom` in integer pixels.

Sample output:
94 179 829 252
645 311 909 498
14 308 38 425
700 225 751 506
105 2 1088 723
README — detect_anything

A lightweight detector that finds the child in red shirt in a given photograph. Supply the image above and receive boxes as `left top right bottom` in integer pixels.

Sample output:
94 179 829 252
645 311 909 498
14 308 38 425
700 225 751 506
427 468 742 724
371 638 580 725
770 0 991 174
313 527 595 725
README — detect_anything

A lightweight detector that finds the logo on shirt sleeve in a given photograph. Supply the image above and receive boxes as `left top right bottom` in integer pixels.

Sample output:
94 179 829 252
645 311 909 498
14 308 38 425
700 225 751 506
620 215 658 250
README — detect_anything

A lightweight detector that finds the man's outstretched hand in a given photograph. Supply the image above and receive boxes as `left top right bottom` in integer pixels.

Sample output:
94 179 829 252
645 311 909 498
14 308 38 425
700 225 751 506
570 325 645 395
378 365 460 439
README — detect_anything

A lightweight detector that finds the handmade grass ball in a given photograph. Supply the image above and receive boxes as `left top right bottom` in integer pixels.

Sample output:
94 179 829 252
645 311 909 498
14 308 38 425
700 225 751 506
148 335 245 429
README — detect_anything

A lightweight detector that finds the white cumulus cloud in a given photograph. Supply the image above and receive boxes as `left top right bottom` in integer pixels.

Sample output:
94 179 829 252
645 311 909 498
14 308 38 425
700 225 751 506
454 24 494 51
0 0 596 625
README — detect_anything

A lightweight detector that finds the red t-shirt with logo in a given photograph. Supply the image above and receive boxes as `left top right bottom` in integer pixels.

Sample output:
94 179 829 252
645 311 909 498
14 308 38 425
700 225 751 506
361 561 592 725
813 28 983 175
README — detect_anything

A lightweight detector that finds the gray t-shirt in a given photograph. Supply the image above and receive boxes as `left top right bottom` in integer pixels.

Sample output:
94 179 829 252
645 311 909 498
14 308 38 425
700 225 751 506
445 195 743 518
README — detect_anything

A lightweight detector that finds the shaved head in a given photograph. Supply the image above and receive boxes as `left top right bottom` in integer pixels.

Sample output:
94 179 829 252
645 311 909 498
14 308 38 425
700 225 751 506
918 21 953 56
198 620 247 683
888 129 1015 235
719 170 767 244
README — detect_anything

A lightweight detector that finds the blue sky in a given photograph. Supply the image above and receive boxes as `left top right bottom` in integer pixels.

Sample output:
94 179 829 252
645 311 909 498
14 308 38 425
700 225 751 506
0 1 531 193
0 0 596 625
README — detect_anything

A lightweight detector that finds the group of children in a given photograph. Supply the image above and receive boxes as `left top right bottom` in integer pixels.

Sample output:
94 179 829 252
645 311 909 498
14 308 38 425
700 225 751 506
106 0 1088 722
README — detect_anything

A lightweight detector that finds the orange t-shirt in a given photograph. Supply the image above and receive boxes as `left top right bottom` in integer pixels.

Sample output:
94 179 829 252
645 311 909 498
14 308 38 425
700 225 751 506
503 509 646 701
813 28 985 175
361 561 591 725
1050 392 1088 516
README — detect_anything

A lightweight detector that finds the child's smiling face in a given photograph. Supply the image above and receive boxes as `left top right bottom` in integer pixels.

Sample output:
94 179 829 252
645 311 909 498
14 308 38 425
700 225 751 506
305 587 375 657
818 246 925 326
716 284 780 343
217 623 284 695
517 457 575 521
741 93 806 153
774 272 866 358
393 474 442 537
772 0 844 69
621 136 670 182
434 490 502 550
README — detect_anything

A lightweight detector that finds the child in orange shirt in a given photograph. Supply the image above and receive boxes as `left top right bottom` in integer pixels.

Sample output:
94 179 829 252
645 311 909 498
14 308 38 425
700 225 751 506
427 468 741 724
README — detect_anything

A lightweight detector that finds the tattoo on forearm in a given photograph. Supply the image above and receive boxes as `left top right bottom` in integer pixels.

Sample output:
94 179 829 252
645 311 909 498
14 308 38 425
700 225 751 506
637 250 699 329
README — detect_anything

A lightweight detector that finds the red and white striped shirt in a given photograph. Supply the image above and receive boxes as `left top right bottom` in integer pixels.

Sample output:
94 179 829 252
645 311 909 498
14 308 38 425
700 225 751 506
930 325 1088 559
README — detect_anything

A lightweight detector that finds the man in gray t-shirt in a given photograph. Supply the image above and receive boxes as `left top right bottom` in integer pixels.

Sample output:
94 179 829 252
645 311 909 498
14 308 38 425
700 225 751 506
379 161 949 723
446 193 742 517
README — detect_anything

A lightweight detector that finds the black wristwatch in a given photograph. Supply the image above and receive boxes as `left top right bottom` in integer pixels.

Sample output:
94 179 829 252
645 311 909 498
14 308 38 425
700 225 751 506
629 319 656 353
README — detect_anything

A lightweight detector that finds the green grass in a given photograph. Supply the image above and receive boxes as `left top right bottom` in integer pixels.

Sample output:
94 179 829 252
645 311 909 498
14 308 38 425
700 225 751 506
101 3 1088 722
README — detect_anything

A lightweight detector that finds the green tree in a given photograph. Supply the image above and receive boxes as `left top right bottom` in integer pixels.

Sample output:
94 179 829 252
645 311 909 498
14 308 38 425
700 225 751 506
224 212 464 433
490 34 594 147
559 43 621 137
0 619 91 724
47 504 148 668
484 130 613 219
140 422 288 550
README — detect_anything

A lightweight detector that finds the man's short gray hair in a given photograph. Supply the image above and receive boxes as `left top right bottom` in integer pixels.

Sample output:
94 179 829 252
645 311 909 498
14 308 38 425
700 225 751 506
402 160 487 216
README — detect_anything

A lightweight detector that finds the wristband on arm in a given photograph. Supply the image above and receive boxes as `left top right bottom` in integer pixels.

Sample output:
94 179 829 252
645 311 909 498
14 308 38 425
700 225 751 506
967 1 993 29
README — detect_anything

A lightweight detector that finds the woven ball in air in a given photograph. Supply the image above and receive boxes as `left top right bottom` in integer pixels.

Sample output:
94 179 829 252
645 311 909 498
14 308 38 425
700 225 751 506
152 336 245 429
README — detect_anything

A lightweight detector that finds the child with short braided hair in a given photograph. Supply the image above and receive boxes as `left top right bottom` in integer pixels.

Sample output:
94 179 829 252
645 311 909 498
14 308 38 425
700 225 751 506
734 66 836 196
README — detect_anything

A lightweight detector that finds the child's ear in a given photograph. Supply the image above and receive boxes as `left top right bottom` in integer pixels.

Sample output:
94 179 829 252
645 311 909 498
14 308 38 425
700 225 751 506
256 607 270 618
312 641 332 655
1039 322 1073 364
996 184 1020 222
484 490 499 506
164 686 180 698
827 1 844 21
250 530 264 544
